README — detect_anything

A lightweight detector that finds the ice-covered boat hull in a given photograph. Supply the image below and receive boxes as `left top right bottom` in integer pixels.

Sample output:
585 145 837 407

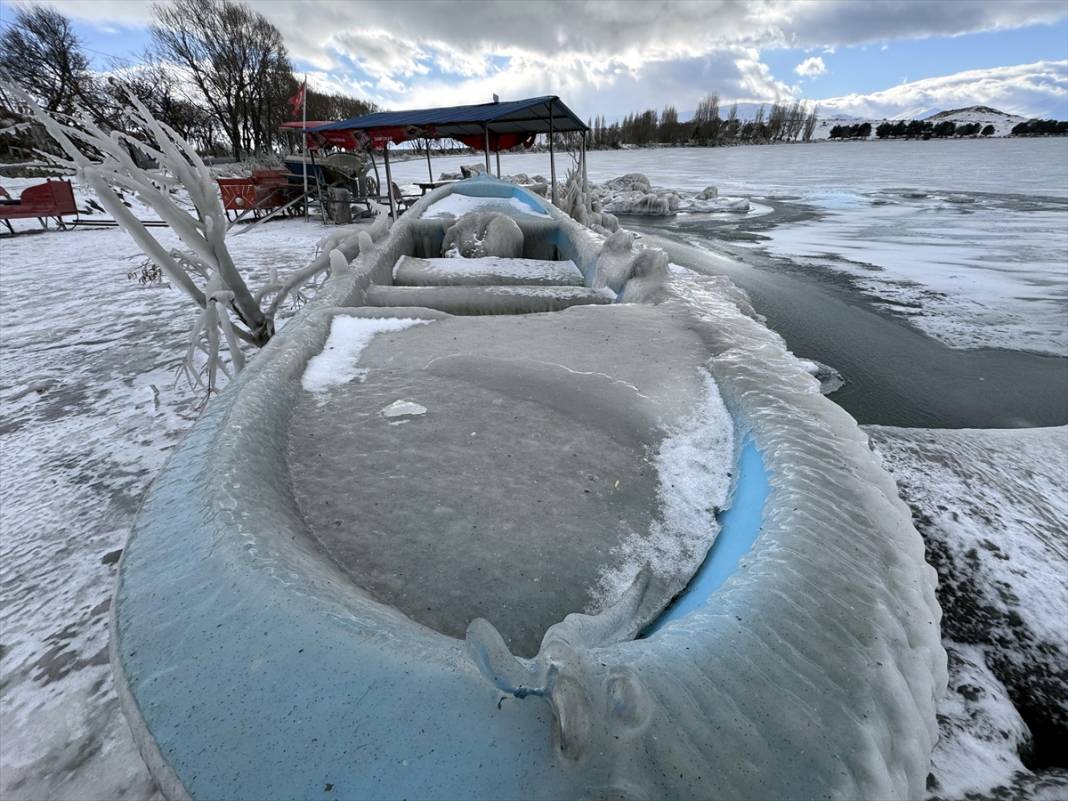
112 177 945 800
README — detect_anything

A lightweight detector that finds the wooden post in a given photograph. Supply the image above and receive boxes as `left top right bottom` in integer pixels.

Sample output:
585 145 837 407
548 98 557 204
383 142 397 221
301 74 308 222
581 130 588 196
483 125 491 173
425 138 433 182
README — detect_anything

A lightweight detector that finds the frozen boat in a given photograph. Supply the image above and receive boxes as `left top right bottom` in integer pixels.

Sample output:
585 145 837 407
112 176 946 800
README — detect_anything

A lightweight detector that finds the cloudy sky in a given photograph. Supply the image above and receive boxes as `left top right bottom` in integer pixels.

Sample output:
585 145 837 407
23 0 1068 120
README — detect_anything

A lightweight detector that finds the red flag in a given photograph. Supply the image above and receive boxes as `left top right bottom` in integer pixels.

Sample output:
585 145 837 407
288 80 306 121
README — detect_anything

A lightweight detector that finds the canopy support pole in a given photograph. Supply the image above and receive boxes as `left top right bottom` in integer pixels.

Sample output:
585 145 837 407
383 142 397 221
482 125 491 173
495 145 501 178
302 74 308 222
424 138 433 182
581 130 588 197
548 98 557 205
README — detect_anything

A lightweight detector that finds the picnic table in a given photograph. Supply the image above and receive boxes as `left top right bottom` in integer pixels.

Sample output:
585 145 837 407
414 179 458 195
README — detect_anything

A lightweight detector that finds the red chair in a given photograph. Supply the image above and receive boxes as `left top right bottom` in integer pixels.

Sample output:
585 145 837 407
218 172 301 222
217 178 258 220
0 179 78 233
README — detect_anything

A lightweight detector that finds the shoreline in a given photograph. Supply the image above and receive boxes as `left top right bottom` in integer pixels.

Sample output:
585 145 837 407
631 225 1068 429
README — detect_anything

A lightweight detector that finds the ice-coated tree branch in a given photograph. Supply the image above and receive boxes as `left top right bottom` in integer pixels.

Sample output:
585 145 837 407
1 77 389 395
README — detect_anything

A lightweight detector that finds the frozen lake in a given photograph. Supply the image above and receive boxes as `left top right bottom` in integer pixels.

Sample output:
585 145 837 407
394 138 1068 357
393 139 1068 427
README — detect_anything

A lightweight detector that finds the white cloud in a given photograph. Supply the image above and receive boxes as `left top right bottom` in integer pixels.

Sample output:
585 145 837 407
31 0 1068 119
814 60 1068 119
794 56 827 78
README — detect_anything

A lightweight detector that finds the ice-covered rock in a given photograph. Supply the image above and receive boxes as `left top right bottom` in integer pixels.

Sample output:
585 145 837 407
696 185 718 200
619 247 670 303
797 358 846 394
459 162 487 178
601 173 652 193
601 191 676 216
441 212 524 259
592 229 637 292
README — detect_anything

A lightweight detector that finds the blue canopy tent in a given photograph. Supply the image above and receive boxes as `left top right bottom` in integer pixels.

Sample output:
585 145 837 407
310 95 589 218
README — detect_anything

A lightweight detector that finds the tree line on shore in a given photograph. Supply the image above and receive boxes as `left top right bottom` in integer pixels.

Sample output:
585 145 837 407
585 95 820 148
830 117 1068 141
0 1 377 161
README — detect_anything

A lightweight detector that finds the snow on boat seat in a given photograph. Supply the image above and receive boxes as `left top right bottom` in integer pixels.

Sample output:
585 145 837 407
289 304 726 657
393 255 586 287
365 284 613 315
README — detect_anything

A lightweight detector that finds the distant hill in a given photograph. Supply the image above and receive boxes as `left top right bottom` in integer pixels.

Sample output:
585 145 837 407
811 105 1029 140
926 105 1013 120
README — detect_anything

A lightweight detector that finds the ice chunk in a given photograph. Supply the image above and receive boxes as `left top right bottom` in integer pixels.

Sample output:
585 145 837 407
380 400 427 418
441 212 524 258
301 316 432 392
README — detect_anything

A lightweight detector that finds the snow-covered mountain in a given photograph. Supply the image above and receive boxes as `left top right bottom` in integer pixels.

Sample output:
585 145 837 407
925 106 1027 135
810 105 1029 140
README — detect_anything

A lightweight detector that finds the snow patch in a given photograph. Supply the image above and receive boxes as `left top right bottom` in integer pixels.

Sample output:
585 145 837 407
302 316 432 392
594 371 734 607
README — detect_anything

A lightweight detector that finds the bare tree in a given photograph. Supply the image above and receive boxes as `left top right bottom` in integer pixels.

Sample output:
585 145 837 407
0 5 93 114
803 105 820 142
151 0 292 159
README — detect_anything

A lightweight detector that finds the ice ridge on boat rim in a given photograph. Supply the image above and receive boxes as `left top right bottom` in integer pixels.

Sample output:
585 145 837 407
111 176 946 801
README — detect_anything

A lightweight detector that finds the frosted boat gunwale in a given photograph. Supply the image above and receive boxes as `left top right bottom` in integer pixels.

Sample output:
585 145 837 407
111 176 946 801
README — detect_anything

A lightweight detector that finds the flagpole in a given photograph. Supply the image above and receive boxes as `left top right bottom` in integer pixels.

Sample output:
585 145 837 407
301 75 308 222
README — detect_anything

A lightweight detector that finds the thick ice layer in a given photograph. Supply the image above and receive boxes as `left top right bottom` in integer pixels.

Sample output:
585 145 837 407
469 270 946 800
393 255 585 286
287 306 729 656
300 316 432 392
594 371 733 606
110 178 947 801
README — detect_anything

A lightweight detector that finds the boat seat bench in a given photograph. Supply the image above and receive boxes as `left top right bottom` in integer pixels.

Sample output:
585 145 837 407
365 284 613 315
393 255 586 287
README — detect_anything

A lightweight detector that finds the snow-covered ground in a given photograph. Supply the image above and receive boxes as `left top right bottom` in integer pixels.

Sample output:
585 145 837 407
867 425 1068 800
0 186 333 800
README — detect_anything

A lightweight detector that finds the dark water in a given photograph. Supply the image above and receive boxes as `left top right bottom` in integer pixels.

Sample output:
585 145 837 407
630 216 1068 429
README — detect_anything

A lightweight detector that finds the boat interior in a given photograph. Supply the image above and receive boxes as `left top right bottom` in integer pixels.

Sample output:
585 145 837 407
285 179 727 656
